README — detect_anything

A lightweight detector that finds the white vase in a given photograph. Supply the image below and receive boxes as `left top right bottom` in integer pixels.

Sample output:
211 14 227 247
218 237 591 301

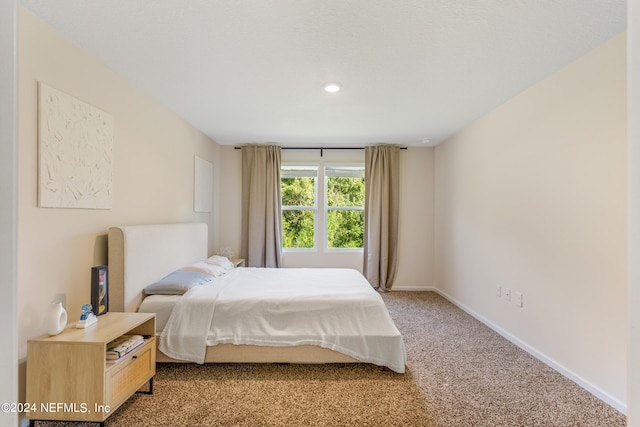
47 302 67 336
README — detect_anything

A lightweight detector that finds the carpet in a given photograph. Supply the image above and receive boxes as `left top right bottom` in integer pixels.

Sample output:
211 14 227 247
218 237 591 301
34 291 625 426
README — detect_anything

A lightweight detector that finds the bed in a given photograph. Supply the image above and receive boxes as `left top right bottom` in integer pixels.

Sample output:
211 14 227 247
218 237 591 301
107 222 406 372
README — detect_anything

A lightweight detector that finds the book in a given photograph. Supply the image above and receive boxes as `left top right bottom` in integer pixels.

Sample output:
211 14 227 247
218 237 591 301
106 334 144 360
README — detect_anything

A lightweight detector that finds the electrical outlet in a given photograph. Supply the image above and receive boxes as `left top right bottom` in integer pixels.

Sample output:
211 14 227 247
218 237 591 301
515 292 523 308
504 288 511 302
495 285 501 297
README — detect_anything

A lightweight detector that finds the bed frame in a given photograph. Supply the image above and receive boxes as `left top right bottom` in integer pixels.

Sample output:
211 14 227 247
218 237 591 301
107 222 358 364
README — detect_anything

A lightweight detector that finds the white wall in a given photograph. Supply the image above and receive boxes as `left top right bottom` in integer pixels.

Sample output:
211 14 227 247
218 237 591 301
628 0 640 424
0 0 18 425
218 146 435 288
17 7 221 409
435 33 627 410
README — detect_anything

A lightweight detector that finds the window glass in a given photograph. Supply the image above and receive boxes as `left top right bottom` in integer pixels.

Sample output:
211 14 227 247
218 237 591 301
325 164 365 249
327 209 364 249
282 209 315 248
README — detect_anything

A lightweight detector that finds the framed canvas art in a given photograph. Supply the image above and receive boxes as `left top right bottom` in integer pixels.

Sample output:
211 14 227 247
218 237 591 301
38 83 114 209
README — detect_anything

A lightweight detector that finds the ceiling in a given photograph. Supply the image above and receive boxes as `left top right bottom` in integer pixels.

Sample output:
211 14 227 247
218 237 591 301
20 1 627 147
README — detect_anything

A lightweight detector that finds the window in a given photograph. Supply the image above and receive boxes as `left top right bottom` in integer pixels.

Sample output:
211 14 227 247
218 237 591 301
281 165 317 249
325 164 365 249
281 163 364 250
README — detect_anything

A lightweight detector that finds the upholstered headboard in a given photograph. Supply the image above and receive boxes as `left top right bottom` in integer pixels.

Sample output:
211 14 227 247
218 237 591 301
108 223 208 312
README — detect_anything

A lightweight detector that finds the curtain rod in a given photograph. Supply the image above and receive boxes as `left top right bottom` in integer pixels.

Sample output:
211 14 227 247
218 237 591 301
233 146 408 157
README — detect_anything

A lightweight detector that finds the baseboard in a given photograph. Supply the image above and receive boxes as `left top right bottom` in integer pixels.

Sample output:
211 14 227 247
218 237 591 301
390 285 438 291
428 288 627 414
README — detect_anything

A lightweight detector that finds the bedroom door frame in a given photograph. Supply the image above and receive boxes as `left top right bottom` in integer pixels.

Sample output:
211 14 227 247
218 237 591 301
0 0 18 426
628 1 640 424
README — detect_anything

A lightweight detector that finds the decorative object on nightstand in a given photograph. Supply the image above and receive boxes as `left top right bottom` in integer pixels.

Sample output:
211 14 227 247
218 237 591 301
46 301 67 336
219 247 234 258
76 303 98 328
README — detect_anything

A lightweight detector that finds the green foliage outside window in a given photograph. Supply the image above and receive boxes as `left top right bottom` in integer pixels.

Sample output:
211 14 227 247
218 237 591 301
282 210 315 248
282 177 315 207
327 177 364 248
282 177 315 248
327 177 365 207
327 209 364 248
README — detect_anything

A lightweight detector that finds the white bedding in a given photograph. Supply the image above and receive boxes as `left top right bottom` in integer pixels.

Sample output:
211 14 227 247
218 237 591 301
138 294 182 333
159 268 406 373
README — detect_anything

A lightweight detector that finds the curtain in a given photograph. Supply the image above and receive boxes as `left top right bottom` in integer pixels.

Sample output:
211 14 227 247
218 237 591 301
363 145 400 291
241 145 282 267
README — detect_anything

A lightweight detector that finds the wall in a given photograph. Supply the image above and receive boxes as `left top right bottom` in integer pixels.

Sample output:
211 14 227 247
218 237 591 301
1 0 18 426
394 147 435 289
628 0 640 423
435 33 627 410
218 146 435 288
17 6 220 402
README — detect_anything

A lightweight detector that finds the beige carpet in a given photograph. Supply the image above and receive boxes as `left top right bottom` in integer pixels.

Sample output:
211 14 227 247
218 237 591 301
34 291 625 426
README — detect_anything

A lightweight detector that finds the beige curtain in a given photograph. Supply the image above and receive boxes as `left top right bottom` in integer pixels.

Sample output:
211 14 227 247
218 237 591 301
363 145 400 291
241 145 282 267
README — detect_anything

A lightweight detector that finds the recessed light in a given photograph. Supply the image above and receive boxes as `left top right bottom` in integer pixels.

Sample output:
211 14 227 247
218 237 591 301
422 138 432 144
323 82 342 93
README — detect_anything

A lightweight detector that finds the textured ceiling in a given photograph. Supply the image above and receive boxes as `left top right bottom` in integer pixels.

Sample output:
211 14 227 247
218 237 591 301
21 0 627 147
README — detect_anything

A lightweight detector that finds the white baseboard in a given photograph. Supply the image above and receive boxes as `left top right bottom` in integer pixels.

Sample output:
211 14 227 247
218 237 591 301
419 288 627 414
390 284 437 291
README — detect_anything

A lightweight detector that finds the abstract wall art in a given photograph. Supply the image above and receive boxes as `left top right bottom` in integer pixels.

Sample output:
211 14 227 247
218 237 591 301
38 83 114 209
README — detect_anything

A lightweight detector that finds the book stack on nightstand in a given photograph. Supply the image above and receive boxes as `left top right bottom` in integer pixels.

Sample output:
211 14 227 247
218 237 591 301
106 334 146 363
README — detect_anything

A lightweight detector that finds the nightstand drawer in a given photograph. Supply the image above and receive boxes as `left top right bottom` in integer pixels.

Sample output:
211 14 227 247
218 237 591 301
106 338 155 407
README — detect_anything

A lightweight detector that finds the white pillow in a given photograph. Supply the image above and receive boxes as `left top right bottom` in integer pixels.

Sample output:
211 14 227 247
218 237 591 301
180 261 230 278
204 255 235 270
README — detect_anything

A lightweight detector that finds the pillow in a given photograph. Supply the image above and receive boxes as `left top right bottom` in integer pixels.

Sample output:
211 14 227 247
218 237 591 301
204 255 235 270
180 261 230 278
143 270 213 295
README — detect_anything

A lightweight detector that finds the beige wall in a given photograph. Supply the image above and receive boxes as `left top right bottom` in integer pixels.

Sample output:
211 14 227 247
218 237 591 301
628 1 640 423
395 147 435 289
435 33 627 409
218 146 435 288
217 146 243 258
17 6 220 371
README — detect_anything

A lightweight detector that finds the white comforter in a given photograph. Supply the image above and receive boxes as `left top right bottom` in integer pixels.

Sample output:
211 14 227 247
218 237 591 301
159 268 406 373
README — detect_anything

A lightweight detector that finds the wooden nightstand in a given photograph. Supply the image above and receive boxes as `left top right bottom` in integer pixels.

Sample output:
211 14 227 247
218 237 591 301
230 258 245 267
26 312 156 426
